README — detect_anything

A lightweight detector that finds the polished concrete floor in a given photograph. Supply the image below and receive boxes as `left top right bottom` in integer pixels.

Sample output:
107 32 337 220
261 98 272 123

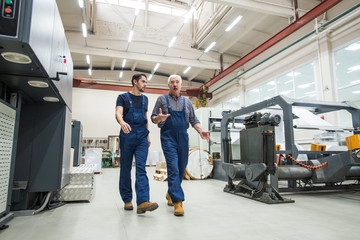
1 167 360 240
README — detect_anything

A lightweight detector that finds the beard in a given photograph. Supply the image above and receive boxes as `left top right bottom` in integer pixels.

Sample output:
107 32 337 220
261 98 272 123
137 85 145 92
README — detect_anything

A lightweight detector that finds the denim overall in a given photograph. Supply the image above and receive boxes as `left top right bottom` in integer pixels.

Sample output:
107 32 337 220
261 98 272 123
161 95 189 203
119 92 149 205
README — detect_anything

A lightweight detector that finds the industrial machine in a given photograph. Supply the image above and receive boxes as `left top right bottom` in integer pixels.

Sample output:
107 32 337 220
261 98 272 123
71 121 83 167
221 95 360 204
0 0 73 226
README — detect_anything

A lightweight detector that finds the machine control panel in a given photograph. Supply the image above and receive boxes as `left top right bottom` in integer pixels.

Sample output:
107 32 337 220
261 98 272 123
0 0 20 37
3 0 15 18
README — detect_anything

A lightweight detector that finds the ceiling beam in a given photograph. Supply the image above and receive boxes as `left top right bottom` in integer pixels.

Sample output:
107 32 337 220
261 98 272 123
131 61 138 71
188 68 204 81
204 0 343 89
205 0 294 17
110 58 116 71
218 14 268 53
73 78 210 97
69 45 221 69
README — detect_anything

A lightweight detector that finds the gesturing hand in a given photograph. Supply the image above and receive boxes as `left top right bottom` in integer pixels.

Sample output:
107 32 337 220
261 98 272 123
121 122 132 134
200 131 211 142
158 108 170 122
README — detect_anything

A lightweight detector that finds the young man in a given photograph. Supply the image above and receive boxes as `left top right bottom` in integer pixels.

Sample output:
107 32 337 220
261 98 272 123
151 74 211 216
115 73 158 214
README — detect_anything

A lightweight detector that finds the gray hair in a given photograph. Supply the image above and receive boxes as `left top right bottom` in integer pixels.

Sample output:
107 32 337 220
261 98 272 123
168 74 182 84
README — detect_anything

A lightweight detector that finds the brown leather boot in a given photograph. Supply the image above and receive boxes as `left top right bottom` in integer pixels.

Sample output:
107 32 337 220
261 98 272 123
174 201 184 216
166 192 173 206
124 202 133 210
137 201 159 214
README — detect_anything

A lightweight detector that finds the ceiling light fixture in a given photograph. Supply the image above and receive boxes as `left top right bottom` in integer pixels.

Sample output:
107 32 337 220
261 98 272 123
28 80 49 88
86 55 90 64
88 68 92 76
183 66 191 74
78 0 84 8
154 63 160 71
119 71 123 78
168 36 177 48
82 23 87 38
204 42 216 53
122 59 127 68
128 30 134 42
148 74 153 80
225 16 242 32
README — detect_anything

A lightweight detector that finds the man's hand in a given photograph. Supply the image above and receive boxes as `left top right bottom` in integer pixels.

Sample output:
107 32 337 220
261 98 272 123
199 131 211 142
120 122 132 134
157 108 170 122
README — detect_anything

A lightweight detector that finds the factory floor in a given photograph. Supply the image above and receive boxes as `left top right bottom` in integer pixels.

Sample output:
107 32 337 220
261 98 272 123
1 167 360 240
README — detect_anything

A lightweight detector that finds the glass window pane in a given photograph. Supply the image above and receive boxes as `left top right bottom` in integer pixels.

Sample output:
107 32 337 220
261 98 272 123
259 81 276 101
334 40 360 88
245 88 260 106
276 73 295 98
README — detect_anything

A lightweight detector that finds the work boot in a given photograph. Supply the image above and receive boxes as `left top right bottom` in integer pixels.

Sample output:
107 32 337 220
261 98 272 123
137 201 159 214
124 202 133 210
166 192 173 206
174 201 184 216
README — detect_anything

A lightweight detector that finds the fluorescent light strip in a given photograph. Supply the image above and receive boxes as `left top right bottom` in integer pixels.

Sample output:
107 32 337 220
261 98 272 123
82 23 87 38
183 66 191 74
135 0 141 15
154 63 160 71
128 30 134 42
86 55 90 64
204 42 216 53
345 43 360 51
225 16 242 32
286 71 300 77
88 68 92 76
347 65 360 73
122 59 126 68
148 74 153 80
119 71 123 78
168 36 177 48
78 0 84 8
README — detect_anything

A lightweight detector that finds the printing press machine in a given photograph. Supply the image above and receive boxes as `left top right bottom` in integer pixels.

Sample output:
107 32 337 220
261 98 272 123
221 95 360 204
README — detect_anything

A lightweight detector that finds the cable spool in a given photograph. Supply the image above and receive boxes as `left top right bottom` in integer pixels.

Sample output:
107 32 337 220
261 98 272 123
185 148 213 180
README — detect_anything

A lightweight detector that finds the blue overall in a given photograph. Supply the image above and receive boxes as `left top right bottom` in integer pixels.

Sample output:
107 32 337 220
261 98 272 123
161 95 189 203
119 93 149 205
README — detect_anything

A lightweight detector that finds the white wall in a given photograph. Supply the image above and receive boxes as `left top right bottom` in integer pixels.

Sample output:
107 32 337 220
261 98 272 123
72 87 165 163
208 1 360 107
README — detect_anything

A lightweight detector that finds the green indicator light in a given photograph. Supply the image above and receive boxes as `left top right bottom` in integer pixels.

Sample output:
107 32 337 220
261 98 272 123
6 0 13 4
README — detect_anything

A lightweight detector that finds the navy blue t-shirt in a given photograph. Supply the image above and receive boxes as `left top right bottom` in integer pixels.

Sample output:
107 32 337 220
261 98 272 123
116 92 148 118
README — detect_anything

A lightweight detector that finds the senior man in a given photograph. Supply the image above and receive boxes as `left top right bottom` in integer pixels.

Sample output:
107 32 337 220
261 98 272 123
151 74 211 216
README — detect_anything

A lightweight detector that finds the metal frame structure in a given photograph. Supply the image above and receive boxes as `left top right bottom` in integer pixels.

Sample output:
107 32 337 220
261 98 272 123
220 95 360 203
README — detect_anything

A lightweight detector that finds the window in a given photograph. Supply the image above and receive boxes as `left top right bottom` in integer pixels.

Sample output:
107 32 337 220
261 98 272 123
245 61 317 106
333 40 360 126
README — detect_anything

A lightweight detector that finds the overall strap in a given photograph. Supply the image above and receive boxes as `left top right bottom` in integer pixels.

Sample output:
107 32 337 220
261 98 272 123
182 97 186 112
141 94 145 113
165 95 171 109
126 92 133 108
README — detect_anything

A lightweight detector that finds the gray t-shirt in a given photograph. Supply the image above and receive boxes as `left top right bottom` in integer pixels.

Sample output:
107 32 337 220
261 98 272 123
151 93 200 128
